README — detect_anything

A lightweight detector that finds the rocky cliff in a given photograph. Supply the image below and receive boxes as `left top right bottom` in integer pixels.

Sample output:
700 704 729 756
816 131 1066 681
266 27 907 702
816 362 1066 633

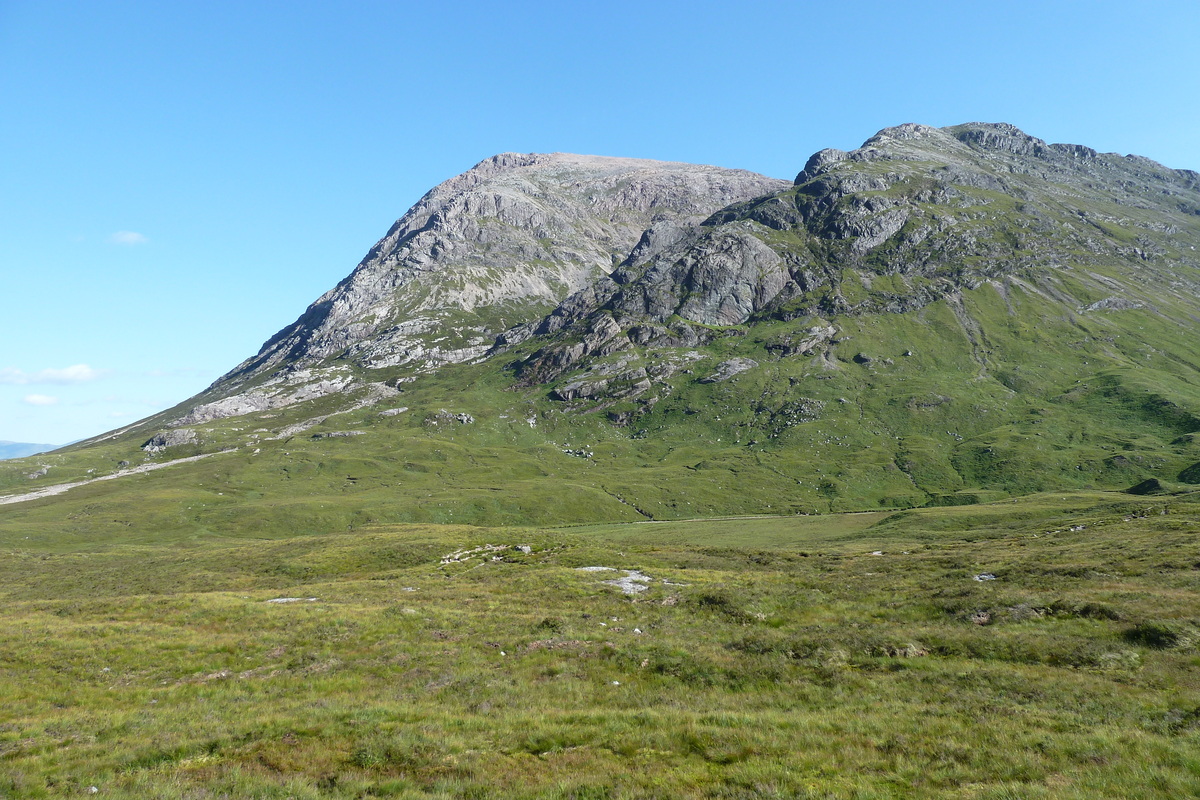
177 153 784 423
510 123 1200 394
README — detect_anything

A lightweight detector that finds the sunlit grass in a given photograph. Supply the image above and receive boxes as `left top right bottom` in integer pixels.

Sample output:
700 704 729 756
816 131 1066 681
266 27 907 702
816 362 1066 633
2 493 1199 797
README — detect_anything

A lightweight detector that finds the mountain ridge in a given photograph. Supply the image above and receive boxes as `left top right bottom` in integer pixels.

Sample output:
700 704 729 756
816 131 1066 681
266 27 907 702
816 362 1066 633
191 153 786 422
505 122 1200 397
0 441 58 461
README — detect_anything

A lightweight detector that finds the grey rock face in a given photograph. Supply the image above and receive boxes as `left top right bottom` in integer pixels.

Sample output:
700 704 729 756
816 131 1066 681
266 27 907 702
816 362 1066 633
699 358 759 383
513 122 1200 390
612 228 787 325
142 429 199 453
173 367 358 425
551 357 652 402
218 154 787 385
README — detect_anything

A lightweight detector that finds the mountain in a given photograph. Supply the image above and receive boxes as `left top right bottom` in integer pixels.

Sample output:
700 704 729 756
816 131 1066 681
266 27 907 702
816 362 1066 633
175 154 786 425
512 122 1200 385
3 122 1200 531
0 441 57 460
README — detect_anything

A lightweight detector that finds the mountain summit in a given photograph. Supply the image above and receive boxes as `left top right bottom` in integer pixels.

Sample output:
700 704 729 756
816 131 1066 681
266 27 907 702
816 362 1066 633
181 154 785 424
509 122 1200 392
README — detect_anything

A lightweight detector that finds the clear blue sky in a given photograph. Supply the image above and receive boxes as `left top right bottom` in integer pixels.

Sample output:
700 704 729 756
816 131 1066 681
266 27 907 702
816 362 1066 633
3 0 1198 445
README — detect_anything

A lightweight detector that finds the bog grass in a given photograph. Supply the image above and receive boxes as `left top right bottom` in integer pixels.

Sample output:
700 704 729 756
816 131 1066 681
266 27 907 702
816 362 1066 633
3 492 1199 797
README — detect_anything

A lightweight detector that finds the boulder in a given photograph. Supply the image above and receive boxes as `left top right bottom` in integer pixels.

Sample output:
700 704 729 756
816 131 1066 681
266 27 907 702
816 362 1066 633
142 429 199 453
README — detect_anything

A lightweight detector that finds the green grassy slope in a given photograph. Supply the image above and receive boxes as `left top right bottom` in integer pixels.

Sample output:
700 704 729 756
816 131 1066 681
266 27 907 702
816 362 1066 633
7 263 1200 542
2 493 1199 798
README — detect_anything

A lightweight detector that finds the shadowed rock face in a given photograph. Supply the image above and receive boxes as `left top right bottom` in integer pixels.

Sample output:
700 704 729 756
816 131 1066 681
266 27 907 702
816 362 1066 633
511 123 1200 388
217 153 788 386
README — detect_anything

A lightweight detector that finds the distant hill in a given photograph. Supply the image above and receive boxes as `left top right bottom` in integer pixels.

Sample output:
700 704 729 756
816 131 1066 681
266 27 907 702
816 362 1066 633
0 441 57 460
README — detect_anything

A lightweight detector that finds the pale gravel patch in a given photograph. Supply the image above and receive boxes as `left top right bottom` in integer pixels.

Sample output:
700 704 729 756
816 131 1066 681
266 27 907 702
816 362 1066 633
603 571 653 594
577 567 653 594
0 449 237 506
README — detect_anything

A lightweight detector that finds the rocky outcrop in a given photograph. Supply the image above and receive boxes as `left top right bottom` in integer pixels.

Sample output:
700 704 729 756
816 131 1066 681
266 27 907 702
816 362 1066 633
699 358 759 384
172 367 360 425
142 429 199 453
551 358 652 402
510 122 1200 392
424 410 476 427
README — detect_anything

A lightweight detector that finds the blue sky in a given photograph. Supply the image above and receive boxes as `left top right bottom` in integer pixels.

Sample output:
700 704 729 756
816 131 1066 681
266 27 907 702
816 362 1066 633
3 0 1199 445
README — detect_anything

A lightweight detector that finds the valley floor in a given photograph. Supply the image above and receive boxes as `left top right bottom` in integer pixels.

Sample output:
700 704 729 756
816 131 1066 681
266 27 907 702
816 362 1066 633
2 492 1199 798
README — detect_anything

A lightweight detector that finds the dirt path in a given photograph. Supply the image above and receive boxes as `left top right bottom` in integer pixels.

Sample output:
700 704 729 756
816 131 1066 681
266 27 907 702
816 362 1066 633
0 450 236 506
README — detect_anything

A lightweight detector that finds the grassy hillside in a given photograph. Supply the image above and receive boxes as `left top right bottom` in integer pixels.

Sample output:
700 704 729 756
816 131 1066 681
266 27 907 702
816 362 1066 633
6 265 1200 543
3 492 1199 797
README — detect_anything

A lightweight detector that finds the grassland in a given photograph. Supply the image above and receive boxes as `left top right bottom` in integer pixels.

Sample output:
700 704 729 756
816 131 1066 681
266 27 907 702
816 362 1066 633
3 491 1199 798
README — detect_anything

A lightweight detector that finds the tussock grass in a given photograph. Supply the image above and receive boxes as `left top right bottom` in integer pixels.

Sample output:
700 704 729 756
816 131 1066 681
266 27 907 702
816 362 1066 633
2 494 1200 797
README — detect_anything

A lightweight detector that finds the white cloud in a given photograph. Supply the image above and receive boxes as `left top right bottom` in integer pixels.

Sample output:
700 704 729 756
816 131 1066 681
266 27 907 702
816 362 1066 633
39 364 106 383
0 364 107 385
24 394 58 406
109 231 148 245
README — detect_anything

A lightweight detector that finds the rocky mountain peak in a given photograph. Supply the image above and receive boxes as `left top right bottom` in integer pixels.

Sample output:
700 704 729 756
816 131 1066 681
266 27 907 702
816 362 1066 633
255 152 786 371
177 152 786 424
511 122 1200 395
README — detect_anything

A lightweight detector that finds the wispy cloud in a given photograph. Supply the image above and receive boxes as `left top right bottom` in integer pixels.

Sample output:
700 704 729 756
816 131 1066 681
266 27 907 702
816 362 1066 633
23 394 58 406
0 364 107 385
109 230 148 245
